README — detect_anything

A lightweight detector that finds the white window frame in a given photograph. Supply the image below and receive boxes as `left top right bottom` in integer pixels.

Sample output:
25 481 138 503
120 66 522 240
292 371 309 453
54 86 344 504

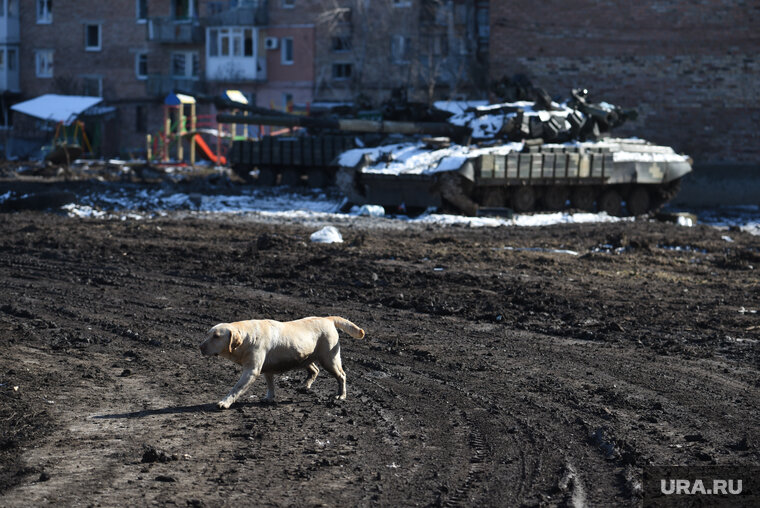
7 47 16 71
136 0 148 23
80 75 103 97
135 51 148 80
281 37 293 65
171 51 199 79
391 35 410 64
37 0 52 24
85 24 102 52
173 0 197 20
208 27 254 58
35 49 54 78
5 0 16 18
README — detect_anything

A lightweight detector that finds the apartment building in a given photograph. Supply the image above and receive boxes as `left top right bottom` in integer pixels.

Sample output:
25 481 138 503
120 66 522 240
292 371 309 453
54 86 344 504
9 0 314 156
312 0 489 105
5 0 488 157
0 0 20 128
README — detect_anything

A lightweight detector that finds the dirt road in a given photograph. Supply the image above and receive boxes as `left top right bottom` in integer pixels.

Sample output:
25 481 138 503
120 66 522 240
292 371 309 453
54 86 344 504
0 210 758 506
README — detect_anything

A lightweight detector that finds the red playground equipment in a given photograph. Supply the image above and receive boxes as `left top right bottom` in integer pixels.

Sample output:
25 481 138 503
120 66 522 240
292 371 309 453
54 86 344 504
148 91 250 166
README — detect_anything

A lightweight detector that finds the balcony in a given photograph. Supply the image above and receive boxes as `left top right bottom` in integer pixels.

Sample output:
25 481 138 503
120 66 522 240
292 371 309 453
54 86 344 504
146 74 206 97
206 56 266 83
147 17 204 44
0 14 19 44
205 1 268 27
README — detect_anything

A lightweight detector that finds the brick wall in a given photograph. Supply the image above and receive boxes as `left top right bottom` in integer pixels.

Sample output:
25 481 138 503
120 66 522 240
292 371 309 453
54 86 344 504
489 0 760 165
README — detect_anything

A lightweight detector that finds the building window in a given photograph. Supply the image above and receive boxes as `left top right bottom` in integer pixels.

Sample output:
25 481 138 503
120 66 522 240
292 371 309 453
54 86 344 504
6 0 16 18
37 0 52 24
171 51 199 79
137 0 148 23
85 24 102 51
209 28 254 57
331 36 351 52
282 0 295 8
391 35 411 63
432 34 448 56
332 63 352 80
136 105 148 133
207 2 224 16
135 52 148 80
8 48 16 71
35 49 54 78
281 37 293 65
392 0 412 7
174 0 197 20
81 75 103 97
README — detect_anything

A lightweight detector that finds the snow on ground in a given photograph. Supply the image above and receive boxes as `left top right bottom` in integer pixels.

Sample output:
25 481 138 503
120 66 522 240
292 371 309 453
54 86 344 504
16 185 754 235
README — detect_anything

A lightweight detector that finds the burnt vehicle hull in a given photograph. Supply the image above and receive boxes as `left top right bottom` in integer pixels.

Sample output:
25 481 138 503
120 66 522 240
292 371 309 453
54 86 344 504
228 135 355 187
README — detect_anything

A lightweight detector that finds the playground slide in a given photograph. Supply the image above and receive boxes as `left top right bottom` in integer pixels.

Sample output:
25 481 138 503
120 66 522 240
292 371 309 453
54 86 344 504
194 134 227 165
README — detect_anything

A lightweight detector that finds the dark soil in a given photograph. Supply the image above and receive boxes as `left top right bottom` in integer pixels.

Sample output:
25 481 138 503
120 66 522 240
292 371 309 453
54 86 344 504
0 209 758 506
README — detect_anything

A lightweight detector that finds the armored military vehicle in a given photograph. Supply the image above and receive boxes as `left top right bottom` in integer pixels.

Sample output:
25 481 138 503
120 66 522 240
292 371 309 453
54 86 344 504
219 88 691 216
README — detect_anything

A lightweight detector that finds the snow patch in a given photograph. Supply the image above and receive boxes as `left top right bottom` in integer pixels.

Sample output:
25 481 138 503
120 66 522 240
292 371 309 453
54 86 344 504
310 226 343 244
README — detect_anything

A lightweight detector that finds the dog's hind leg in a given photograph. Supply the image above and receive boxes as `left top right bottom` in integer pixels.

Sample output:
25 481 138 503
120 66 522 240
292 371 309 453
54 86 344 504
304 362 319 390
263 373 276 402
321 348 347 400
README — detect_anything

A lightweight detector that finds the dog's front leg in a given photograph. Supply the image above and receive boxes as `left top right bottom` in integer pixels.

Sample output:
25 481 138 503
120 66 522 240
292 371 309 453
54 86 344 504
218 367 258 410
263 373 275 402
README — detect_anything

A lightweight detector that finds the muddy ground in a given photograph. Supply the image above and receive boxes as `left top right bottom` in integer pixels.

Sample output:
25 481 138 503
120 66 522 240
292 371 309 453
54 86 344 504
0 203 758 506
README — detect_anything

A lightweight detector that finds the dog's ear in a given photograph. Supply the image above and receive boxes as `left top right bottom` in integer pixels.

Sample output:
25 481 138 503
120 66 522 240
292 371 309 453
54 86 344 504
228 328 243 353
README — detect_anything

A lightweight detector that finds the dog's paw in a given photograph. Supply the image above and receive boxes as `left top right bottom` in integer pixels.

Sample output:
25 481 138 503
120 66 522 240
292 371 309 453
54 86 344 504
217 400 232 410
261 397 276 404
334 394 346 401
296 386 311 394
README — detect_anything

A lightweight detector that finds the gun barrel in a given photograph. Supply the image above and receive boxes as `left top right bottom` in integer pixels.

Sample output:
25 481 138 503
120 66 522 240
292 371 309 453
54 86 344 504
216 113 469 138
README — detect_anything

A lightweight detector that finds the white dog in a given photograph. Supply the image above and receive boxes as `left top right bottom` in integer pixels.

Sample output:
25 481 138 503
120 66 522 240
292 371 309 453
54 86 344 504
200 316 365 409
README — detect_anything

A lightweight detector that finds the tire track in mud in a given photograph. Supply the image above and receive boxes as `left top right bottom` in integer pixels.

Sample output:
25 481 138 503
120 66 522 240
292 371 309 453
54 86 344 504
2 213 759 505
351 346 546 506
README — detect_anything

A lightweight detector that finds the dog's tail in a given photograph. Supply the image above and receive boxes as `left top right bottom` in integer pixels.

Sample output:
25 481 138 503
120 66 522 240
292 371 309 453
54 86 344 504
327 316 365 339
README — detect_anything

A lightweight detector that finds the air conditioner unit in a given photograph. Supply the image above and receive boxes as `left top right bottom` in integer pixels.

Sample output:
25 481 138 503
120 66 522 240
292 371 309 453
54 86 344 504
264 37 278 50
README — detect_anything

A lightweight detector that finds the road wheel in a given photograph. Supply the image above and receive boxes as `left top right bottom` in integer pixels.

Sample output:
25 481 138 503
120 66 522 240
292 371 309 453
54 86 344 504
598 189 623 216
627 186 651 216
570 186 595 211
480 188 507 208
280 169 301 187
542 186 568 211
511 186 536 213
257 168 276 186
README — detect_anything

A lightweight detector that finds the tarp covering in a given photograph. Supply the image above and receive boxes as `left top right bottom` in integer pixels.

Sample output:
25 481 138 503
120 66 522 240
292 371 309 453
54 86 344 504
11 94 103 125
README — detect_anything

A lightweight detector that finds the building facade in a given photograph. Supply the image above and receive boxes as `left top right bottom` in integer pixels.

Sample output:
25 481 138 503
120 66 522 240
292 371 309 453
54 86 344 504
4 0 755 168
488 0 759 167
4 0 487 157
